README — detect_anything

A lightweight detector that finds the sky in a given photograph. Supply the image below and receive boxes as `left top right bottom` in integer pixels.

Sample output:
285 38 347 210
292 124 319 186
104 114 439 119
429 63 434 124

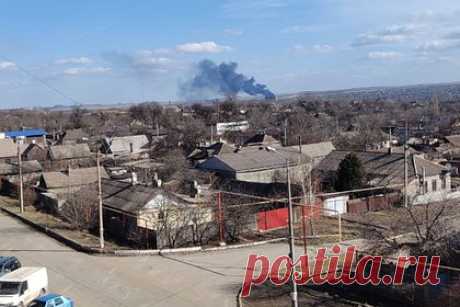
1 0 460 107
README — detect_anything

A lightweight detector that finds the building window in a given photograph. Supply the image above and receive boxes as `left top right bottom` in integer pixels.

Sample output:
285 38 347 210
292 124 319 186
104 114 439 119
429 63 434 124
424 181 428 194
442 176 447 190
432 180 437 192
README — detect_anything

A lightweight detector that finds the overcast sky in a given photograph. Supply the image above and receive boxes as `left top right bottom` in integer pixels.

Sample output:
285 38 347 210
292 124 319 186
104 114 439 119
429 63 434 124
1 0 460 107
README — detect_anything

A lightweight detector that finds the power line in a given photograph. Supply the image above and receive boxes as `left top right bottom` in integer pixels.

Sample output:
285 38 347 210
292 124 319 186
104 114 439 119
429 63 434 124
0 55 82 105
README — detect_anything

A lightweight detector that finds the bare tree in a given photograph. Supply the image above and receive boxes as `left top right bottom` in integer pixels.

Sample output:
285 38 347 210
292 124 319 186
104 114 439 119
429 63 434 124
60 188 98 231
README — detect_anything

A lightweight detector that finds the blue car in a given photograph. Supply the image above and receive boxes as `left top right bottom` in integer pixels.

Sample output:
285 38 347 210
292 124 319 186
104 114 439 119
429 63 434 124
0 256 21 277
29 293 74 307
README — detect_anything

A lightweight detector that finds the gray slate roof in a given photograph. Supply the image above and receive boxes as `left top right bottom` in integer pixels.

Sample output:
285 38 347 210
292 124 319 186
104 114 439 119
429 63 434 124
0 160 42 175
49 144 92 160
285 141 335 159
315 150 447 186
0 139 17 159
105 135 149 155
102 179 184 214
41 167 108 189
445 135 460 147
199 146 310 173
63 129 88 141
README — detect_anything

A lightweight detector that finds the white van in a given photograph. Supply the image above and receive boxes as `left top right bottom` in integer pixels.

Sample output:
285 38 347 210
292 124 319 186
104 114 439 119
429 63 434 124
0 267 48 307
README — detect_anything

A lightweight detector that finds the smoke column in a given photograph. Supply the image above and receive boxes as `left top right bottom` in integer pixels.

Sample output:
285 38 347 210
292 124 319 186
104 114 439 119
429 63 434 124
180 59 275 100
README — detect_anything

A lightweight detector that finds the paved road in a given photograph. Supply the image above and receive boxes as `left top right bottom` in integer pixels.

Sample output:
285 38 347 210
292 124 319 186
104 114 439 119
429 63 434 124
0 211 299 307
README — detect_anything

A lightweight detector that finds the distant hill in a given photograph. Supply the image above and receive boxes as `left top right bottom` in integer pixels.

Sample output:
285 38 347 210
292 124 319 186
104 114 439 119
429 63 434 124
8 81 460 111
277 82 460 103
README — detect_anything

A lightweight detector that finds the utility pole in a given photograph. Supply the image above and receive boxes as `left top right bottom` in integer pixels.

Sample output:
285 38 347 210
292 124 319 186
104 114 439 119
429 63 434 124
284 118 288 146
404 121 408 208
217 192 225 246
96 153 105 250
286 160 299 307
17 146 24 214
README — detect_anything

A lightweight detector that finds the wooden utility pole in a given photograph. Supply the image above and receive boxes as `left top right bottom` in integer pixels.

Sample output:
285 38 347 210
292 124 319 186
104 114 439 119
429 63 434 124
284 119 288 146
217 192 225 246
96 153 105 250
286 160 298 307
17 146 24 213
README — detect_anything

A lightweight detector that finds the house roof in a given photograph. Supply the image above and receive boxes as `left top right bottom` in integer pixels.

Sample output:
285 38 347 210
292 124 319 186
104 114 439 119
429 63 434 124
0 139 18 159
413 156 447 177
63 128 88 141
315 150 447 186
243 133 280 147
0 160 42 175
105 135 149 154
4 128 47 139
445 135 460 147
199 146 310 173
187 142 235 161
41 167 108 189
285 141 335 159
21 143 46 156
102 179 184 214
49 144 92 160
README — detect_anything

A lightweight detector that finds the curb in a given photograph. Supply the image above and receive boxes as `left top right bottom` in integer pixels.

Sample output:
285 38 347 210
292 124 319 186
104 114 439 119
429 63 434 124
236 287 243 307
1 205 287 257
113 238 287 257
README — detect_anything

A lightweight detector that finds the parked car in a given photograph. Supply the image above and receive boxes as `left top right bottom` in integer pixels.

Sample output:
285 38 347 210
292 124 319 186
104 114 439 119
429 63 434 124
0 256 21 277
0 267 48 307
30 294 74 307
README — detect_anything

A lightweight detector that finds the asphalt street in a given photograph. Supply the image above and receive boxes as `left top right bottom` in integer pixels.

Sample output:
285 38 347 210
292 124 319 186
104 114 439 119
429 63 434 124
0 211 298 307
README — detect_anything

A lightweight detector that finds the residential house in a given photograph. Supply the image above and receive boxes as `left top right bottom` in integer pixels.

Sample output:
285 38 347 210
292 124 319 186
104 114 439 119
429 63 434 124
0 139 18 163
198 145 311 184
0 160 42 195
102 179 213 249
37 166 108 212
38 166 108 194
101 135 149 158
441 135 460 158
187 142 235 165
2 128 47 145
289 141 335 167
59 129 89 145
21 143 47 162
120 159 164 184
46 143 94 170
243 133 279 147
315 150 452 205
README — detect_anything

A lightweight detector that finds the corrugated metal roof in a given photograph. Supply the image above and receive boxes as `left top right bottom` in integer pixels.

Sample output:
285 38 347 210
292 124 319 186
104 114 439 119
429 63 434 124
5 128 47 138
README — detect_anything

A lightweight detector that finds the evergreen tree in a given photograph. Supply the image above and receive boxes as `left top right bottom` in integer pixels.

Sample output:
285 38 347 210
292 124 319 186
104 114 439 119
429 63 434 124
334 153 366 191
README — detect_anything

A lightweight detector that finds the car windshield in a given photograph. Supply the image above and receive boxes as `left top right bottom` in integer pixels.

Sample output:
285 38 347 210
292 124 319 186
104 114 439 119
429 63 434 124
0 282 21 295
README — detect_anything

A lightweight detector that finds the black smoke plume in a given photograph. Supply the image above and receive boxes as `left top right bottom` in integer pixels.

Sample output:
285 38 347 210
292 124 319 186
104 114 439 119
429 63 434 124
180 59 275 100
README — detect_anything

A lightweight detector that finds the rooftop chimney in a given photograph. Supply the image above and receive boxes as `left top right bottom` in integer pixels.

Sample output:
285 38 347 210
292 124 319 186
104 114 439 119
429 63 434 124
131 172 138 186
